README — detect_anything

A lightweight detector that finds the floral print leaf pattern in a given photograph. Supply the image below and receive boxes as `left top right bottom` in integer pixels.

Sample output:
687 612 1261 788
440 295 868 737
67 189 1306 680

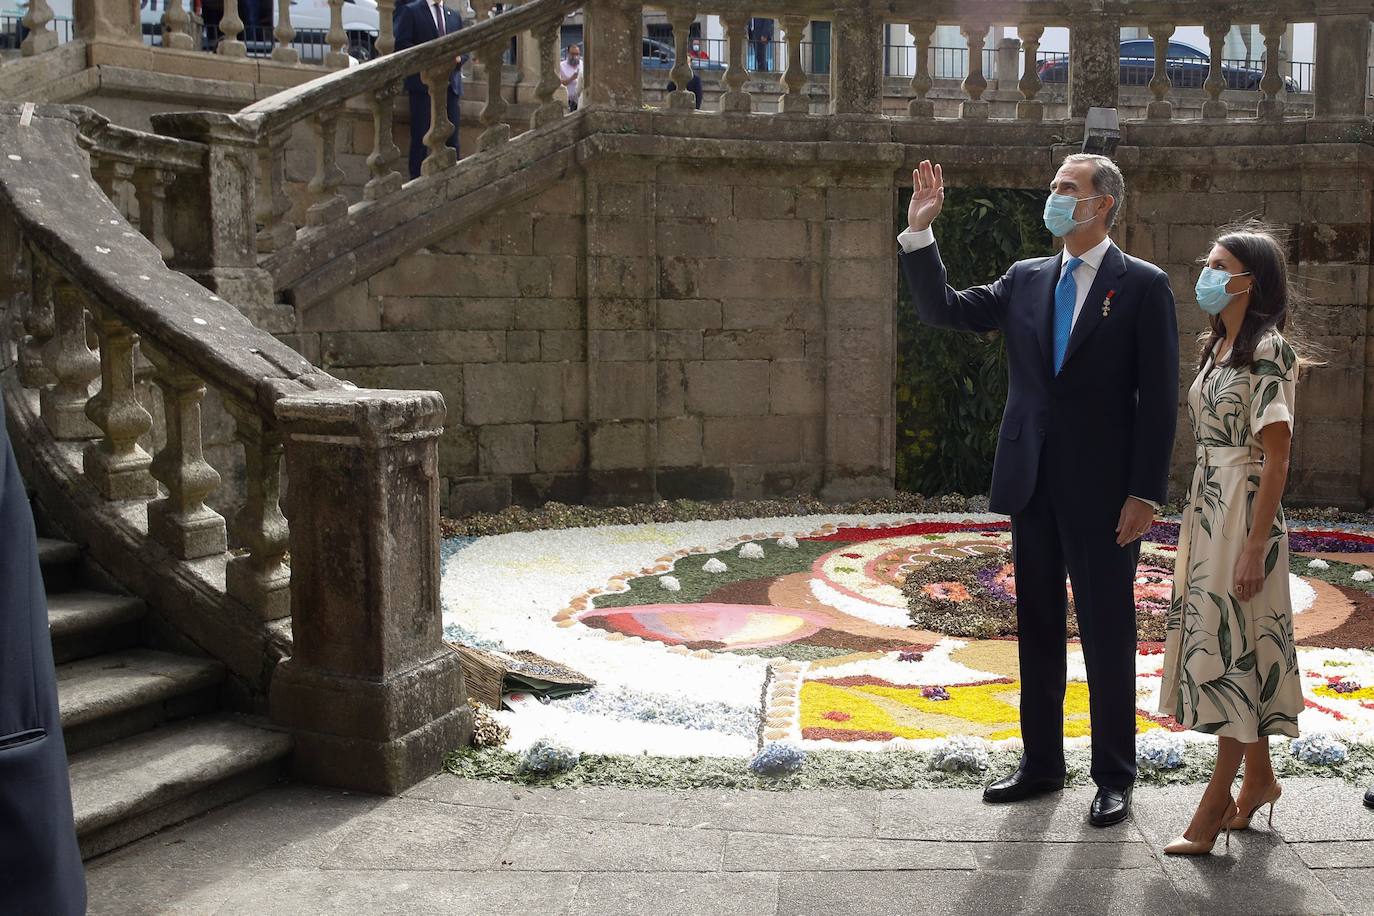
1159 333 1303 742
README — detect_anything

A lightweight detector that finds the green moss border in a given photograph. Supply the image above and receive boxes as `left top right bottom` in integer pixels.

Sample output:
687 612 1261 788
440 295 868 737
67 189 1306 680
445 743 1374 791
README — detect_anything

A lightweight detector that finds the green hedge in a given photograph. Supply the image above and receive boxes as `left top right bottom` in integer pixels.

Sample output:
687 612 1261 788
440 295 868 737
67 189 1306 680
895 187 1051 496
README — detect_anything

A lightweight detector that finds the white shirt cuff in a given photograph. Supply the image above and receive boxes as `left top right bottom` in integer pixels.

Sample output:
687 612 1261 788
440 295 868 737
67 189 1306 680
897 226 935 254
1130 496 1161 511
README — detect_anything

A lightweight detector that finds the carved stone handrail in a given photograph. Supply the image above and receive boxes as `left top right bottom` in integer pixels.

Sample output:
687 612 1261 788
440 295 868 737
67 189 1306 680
236 0 586 138
0 103 470 795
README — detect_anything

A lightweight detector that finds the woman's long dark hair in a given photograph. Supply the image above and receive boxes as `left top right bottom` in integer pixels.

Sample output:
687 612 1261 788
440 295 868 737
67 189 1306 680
1197 220 1310 373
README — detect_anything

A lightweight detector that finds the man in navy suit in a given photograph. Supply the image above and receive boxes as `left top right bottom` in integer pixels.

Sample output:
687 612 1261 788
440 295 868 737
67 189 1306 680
0 397 85 913
393 0 464 179
900 155 1179 827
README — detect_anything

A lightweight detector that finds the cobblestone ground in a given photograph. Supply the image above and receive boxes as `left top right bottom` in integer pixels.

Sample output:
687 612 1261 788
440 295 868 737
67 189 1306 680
86 776 1374 915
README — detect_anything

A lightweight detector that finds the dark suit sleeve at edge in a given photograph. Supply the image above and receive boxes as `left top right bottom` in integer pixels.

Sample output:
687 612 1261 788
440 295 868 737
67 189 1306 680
1128 269 1180 504
393 4 414 52
898 238 1012 334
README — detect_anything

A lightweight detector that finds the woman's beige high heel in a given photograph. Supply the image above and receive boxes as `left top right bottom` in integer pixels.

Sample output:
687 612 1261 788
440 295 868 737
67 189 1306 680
1164 801 1240 856
1227 782 1282 830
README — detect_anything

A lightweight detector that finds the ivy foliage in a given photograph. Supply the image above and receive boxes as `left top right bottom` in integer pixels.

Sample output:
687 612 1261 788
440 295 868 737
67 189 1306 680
896 186 1052 496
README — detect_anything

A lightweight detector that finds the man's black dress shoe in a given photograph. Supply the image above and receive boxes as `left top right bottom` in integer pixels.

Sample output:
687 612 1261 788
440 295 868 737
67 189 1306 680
1090 786 1132 827
983 767 1065 804
1365 786 1374 809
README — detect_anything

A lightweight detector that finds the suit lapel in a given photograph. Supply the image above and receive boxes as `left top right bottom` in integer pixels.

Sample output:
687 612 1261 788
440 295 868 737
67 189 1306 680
418 3 439 40
1026 254 1062 377
1061 242 1128 370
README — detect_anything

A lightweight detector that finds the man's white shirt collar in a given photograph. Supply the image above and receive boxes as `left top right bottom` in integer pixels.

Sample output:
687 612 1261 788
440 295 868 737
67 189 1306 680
1063 235 1113 273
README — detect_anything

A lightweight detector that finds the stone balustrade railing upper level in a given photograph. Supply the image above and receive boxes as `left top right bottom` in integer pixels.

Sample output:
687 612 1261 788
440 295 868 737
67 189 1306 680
0 102 470 794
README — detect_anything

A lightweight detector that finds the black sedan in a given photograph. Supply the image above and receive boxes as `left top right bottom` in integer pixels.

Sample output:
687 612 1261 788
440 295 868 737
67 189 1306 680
1037 39 1299 92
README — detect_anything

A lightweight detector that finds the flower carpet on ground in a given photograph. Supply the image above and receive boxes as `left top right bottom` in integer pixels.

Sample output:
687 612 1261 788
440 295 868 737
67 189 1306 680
440 513 1374 784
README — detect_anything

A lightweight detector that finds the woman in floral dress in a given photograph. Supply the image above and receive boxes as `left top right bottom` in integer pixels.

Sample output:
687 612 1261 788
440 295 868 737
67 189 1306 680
1158 223 1307 855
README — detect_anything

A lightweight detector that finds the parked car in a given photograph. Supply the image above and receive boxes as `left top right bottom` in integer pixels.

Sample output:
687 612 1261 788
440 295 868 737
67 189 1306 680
1037 39 1299 92
642 35 723 70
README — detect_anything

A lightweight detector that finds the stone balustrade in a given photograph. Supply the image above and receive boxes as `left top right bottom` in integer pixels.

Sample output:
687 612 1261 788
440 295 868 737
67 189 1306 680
0 103 470 795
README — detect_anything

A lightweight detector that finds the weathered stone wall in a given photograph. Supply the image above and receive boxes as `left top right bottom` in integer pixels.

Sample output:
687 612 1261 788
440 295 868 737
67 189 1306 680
292 130 1371 515
302 146 897 514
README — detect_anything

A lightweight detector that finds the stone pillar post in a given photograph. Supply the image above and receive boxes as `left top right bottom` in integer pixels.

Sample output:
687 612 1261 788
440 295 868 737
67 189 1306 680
1068 3 1119 117
73 0 139 43
1315 13 1371 119
996 37 1020 92
148 112 281 327
583 0 641 110
270 388 472 795
829 0 882 115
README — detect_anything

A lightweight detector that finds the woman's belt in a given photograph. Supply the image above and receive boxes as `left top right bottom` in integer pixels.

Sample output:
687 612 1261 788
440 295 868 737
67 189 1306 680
1197 444 1263 468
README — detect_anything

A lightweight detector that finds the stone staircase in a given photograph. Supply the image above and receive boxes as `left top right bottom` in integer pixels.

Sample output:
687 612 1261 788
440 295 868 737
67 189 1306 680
39 535 293 859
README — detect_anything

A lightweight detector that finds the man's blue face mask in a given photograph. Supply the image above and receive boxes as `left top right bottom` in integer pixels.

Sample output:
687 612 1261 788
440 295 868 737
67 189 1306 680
1043 192 1103 238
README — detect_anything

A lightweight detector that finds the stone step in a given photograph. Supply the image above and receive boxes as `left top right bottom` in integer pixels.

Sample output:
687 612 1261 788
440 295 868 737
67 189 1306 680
70 716 292 860
48 590 145 665
57 649 225 755
37 537 82 593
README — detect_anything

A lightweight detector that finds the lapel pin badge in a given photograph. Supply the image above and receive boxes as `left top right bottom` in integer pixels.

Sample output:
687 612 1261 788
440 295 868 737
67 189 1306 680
1101 290 1116 317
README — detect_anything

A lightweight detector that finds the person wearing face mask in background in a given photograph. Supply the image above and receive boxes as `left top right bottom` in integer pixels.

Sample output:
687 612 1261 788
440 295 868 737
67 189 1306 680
1157 222 1313 855
899 155 1179 830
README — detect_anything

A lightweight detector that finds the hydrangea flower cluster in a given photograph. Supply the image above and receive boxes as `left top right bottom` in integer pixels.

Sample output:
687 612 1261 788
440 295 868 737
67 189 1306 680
749 743 806 776
739 542 765 560
1329 678 1362 695
898 650 925 663
658 575 681 591
1135 729 1186 770
703 558 728 573
1353 570 1373 583
469 700 510 749
921 686 950 701
516 739 581 777
777 536 799 549
1306 558 1331 570
929 736 989 773
1291 733 1349 766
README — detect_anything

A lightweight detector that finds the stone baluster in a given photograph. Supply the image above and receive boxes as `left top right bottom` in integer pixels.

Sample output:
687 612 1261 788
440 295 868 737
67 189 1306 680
83 309 156 501
420 64 459 173
906 20 934 119
161 0 194 51
376 0 395 55
1147 23 1175 120
668 10 696 111
478 42 512 150
217 0 246 57
273 0 299 63
269 388 470 795
1257 19 1286 120
20 0 57 56
778 15 808 115
1202 18 1228 120
38 279 100 440
326 0 349 69
960 22 989 119
531 17 565 128
20 251 56 389
306 111 347 226
1314 11 1368 119
132 167 175 263
720 13 752 113
1017 23 1045 121
365 87 404 200
141 345 227 560
256 132 296 253
225 404 290 619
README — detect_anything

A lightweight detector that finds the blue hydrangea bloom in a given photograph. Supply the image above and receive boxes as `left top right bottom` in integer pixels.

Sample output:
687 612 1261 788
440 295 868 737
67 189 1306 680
749 743 806 776
516 739 581 777
929 736 989 773
1290 733 1348 766
1136 730 1186 771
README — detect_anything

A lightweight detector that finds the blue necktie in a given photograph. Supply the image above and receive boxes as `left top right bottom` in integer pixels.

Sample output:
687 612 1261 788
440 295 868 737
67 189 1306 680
1052 256 1084 374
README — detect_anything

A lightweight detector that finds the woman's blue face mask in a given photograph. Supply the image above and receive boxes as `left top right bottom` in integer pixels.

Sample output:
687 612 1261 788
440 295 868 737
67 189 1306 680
1195 266 1251 315
1043 192 1103 238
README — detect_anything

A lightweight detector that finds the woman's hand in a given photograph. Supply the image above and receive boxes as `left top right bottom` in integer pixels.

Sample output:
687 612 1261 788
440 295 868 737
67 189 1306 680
1234 544 1266 602
908 159 944 232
